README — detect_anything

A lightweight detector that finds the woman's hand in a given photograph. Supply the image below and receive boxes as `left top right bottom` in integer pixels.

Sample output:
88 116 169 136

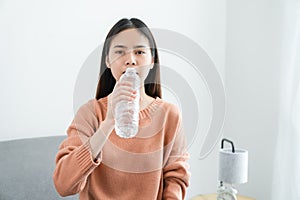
90 82 135 160
106 81 137 122
89 81 136 161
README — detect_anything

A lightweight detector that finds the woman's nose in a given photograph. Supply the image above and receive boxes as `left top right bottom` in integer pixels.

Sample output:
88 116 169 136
125 52 136 66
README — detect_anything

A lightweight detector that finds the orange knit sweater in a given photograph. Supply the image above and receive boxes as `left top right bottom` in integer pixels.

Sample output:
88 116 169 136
53 97 190 200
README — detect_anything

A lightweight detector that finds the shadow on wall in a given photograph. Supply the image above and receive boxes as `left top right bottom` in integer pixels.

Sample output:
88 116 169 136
0 136 78 200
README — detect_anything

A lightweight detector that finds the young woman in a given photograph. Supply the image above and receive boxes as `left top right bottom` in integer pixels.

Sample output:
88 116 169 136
53 18 190 200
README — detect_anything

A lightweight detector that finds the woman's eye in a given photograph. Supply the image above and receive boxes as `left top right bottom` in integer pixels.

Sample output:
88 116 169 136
136 50 145 55
115 50 124 54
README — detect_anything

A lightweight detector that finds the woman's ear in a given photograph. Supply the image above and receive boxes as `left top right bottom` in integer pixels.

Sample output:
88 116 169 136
106 56 111 68
150 58 154 69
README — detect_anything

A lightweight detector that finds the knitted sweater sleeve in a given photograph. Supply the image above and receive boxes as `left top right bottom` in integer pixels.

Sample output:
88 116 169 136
53 99 101 197
163 106 191 200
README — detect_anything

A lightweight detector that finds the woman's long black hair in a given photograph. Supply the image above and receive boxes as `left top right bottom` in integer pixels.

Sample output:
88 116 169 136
95 18 161 100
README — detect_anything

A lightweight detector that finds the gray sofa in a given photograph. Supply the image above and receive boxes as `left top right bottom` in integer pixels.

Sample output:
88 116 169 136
0 136 78 200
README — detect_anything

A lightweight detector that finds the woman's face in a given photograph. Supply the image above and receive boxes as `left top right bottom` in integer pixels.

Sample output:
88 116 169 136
106 28 154 83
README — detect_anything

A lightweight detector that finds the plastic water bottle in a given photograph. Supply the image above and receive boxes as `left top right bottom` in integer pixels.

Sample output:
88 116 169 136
115 68 140 138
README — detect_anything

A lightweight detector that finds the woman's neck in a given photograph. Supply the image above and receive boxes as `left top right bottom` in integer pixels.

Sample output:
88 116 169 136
139 86 155 111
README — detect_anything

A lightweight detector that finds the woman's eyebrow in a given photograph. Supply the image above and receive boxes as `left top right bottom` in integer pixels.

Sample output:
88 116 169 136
113 45 127 49
113 45 148 49
133 45 148 49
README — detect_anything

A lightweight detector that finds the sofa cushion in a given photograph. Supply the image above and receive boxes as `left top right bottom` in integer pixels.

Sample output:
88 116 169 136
0 136 78 200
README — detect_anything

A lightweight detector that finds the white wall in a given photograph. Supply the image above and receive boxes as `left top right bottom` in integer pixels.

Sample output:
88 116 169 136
224 1 284 199
0 0 227 199
0 0 226 140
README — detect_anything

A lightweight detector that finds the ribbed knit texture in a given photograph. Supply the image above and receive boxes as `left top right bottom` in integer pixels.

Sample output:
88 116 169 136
53 97 190 200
